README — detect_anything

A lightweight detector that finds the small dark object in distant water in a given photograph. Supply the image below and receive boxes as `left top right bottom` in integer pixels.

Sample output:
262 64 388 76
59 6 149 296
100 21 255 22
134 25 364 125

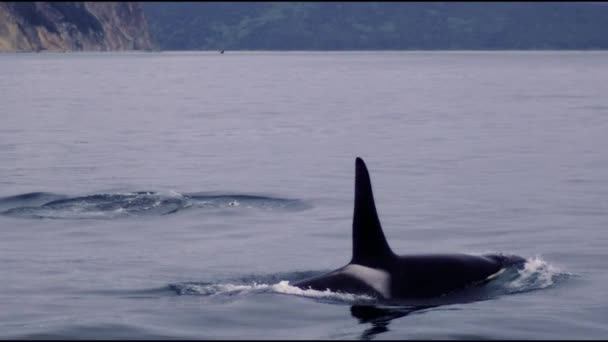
292 157 526 300
220 50 224 54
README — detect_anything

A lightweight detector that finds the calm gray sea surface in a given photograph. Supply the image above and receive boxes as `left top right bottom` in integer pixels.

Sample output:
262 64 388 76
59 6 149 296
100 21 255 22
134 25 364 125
1 51 607 339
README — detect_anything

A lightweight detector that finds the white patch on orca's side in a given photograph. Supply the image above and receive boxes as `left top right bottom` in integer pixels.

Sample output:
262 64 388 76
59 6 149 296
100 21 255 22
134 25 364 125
485 267 506 281
339 264 392 298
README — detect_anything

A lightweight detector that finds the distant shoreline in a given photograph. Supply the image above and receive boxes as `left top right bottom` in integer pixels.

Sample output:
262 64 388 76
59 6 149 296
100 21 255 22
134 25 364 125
3 49 608 55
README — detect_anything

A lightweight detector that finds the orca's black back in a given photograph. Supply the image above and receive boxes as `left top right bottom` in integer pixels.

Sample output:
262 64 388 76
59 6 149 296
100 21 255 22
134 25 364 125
388 254 506 298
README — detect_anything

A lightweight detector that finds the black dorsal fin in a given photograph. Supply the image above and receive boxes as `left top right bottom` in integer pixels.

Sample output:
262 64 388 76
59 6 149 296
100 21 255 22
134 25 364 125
351 157 395 268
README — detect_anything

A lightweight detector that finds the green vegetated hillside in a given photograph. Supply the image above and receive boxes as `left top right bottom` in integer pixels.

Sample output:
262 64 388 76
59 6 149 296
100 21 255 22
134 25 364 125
143 2 608 50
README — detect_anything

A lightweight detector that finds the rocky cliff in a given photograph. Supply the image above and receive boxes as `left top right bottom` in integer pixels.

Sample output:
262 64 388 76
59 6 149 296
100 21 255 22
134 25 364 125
0 2 154 52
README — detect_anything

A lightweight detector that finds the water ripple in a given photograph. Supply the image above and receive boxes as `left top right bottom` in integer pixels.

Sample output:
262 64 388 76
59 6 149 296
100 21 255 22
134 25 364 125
0 191 311 220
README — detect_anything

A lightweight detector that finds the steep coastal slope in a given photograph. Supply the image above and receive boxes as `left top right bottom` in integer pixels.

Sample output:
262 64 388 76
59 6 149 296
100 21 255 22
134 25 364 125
0 2 154 52
144 2 608 50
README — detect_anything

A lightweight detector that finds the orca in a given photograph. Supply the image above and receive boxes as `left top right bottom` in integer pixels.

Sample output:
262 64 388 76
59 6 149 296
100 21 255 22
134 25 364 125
292 157 525 300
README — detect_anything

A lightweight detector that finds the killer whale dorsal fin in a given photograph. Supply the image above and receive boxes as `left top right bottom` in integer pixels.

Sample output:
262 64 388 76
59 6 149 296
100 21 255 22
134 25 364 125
351 157 395 267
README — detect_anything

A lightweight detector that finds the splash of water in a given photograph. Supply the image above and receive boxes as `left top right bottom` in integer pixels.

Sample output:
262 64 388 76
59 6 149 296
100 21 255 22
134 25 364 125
503 255 565 292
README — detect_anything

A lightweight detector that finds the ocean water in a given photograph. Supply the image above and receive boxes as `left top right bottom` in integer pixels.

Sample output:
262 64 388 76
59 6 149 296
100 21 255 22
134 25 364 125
1 51 607 339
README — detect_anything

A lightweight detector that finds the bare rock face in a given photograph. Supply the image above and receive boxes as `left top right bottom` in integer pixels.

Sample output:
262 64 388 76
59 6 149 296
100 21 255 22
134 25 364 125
0 2 155 52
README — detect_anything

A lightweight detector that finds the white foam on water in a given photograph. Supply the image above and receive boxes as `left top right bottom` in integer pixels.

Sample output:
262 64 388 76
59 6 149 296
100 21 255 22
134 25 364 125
165 190 184 198
506 255 563 291
173 280 375 303
270 281 375 302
